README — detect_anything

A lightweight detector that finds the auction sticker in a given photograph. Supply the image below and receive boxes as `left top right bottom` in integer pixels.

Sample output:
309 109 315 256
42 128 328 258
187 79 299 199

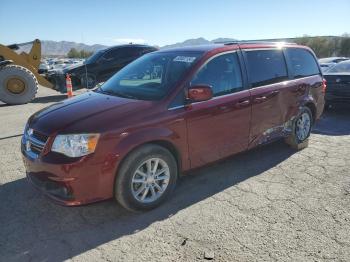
173 56 196 63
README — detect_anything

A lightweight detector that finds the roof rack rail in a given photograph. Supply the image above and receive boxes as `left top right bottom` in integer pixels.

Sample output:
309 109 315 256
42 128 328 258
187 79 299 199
214 40 297 45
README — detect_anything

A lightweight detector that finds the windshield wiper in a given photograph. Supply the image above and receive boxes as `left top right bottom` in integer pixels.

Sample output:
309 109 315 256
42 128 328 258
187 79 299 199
97 88 138 100
114 91 138 100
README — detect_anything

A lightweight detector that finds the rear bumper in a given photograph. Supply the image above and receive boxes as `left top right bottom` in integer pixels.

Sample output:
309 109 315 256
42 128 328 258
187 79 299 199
325 93 350 105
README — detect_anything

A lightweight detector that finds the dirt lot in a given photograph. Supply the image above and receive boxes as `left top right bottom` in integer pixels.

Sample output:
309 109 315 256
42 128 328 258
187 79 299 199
0 87 349 262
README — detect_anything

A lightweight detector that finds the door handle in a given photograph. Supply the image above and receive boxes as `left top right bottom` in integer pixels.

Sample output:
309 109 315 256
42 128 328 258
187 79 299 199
254 96 267 103
235 99 250 108
218 105 228 111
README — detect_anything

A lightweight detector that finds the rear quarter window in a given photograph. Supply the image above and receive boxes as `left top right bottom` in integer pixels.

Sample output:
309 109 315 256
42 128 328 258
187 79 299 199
245 49 288 88
285 48 320 78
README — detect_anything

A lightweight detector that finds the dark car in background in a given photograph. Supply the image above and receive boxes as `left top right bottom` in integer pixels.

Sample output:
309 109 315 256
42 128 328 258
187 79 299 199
47 44 158 92
323 60 350 107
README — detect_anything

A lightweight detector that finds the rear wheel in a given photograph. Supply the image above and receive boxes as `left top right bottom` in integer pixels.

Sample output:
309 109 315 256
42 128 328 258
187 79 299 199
0 65 38 104
115 144 178 212
285 107 313 149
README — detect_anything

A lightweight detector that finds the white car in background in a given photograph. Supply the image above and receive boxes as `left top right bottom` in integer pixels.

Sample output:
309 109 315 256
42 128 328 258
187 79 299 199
319 57 349 72
38 62 50 74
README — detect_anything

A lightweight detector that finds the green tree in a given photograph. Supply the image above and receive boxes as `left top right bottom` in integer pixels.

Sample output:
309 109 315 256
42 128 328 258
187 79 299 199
67 48 93 58
79 50 93 58
67 48 79 58
339 37 350 57
293 35 350 58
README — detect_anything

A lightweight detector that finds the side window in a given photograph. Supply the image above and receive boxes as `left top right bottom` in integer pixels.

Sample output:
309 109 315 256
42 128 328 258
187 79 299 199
140 47 156 55
102 47 140 61
102 49 120 61
285 48 320 78
245 49 288 87
191 53 243 97
119 47 139 59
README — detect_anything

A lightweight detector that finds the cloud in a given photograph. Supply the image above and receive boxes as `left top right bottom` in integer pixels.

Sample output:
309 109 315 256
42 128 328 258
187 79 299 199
112 38 146 44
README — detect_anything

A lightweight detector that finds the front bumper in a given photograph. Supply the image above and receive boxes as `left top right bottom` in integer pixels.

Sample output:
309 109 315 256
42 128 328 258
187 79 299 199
46 72 66 92
21 133 115 206
46 72 83 93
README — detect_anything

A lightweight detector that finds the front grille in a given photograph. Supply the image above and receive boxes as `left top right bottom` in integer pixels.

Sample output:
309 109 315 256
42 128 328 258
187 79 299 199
22 127 49 158
32 130 49 143
30 143 43 154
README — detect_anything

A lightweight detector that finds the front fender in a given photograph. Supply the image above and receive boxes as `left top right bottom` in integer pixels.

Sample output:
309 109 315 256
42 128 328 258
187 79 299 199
114 127 180 163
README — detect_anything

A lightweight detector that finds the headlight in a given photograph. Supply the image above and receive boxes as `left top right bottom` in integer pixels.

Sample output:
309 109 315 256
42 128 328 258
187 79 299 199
51 134 100 157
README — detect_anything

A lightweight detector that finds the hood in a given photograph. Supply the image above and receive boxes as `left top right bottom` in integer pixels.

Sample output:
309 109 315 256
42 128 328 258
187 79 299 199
63 62 85 73
47 63 85 75
29 91 153 135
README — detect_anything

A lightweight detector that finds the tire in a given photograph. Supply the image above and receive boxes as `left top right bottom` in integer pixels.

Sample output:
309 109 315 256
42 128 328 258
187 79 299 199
115 144 178 212
81 73 96 89
0 65 38 105
285 107 313 150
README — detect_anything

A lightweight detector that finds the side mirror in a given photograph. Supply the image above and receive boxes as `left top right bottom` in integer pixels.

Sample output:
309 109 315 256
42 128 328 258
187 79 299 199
187 85 213 102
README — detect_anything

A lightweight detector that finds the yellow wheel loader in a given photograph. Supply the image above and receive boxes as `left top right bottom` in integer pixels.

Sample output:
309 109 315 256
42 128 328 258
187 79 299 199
0 39 54 104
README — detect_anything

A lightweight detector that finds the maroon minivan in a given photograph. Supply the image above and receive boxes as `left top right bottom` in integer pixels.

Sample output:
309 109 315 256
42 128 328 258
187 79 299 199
22 42 325 211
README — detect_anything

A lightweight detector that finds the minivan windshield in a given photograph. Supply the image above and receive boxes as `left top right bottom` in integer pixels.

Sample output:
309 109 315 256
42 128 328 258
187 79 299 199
97 51 202 100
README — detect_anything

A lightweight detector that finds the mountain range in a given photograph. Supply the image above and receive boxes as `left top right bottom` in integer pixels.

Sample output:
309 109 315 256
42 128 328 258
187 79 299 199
18 37 237 56
161 37 236 49
40 40 107 56
16 36 344 56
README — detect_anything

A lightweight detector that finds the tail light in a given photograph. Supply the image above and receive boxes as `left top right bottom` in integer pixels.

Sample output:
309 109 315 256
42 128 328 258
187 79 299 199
322 78 327 94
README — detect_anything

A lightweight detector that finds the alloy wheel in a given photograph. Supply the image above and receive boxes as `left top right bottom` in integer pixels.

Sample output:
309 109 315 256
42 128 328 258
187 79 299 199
131 158 170 203
296 112 311 141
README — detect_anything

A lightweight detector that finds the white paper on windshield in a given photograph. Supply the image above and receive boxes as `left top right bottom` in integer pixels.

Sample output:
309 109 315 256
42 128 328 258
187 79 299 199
173 56 196 63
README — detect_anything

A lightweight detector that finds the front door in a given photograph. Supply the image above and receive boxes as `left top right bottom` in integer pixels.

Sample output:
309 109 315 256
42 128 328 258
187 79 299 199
185 52 251 168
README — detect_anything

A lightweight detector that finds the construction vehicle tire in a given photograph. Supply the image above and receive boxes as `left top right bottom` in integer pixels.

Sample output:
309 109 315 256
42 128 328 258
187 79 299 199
0 64 38 104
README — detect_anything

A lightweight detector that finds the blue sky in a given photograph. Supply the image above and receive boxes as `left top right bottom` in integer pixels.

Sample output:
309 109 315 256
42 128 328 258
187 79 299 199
1 0 349 46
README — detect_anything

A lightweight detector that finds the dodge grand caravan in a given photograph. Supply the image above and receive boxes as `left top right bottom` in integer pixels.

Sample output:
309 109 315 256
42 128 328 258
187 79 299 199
22 42 325 211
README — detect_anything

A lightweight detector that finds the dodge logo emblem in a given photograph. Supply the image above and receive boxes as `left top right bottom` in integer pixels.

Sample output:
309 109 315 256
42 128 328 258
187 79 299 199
27 128 33 136
336 78 341 83
26 141 31 151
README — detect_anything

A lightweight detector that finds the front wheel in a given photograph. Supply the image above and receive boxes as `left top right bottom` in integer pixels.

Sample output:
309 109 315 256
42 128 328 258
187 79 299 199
81 74 96 89
285 107 313 150
115 144 178 212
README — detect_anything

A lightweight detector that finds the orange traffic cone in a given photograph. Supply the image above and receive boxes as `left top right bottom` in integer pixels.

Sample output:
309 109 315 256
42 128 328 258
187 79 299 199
66 74 73 98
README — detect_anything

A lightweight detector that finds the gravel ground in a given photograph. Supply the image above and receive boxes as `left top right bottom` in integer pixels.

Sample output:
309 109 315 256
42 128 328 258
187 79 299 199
0 87 349 262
